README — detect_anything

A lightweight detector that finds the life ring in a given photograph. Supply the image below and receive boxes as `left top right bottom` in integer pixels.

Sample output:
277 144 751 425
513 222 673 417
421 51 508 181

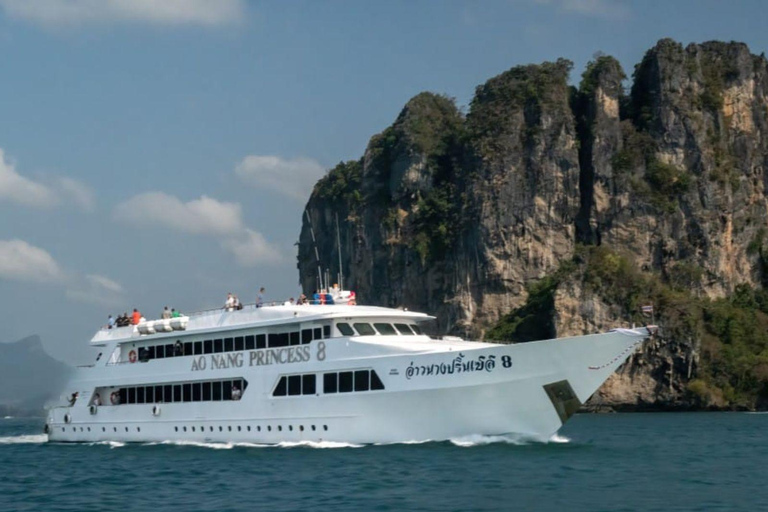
128 350 137 363
152 405 161 417
110 392 120 405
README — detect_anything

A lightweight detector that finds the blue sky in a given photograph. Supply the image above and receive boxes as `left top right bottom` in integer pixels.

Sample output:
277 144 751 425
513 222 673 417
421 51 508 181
1 0 767 363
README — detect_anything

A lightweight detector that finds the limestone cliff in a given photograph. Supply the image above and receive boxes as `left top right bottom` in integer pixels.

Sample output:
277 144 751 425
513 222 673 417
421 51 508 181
298 40 768 411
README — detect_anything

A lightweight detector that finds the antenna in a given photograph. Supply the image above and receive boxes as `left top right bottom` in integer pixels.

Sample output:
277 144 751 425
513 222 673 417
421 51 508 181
304 210 323 292
335 213 344 291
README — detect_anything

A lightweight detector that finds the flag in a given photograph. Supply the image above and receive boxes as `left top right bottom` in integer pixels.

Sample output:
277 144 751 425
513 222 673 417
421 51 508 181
641 304 654 315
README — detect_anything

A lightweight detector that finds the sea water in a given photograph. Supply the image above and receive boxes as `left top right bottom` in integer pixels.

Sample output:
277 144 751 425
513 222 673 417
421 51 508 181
1 413 766 512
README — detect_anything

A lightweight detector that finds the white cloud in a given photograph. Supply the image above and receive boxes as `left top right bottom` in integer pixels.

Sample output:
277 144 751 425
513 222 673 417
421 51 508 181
0 0 244 27
114 192 280 266
113 192 244 236
221 229 281 267
0 148 95 211
533 0 630 20
235 155 326 202
0 149 58 208
66 273 124 305
0 239 63 283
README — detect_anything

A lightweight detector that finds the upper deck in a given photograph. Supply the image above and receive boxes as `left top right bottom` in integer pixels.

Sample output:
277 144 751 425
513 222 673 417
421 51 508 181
91 303 434 345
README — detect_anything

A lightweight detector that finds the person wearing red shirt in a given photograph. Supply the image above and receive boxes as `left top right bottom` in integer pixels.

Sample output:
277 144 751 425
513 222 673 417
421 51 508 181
132 308 141 325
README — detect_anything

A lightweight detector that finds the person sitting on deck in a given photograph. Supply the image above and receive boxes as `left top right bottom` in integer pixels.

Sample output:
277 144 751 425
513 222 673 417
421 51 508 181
225 293 234 311
171 308 181 318
107 315 115 329
162 306 171 319
132 309 141 325
348 291 357 306
312 291 320 304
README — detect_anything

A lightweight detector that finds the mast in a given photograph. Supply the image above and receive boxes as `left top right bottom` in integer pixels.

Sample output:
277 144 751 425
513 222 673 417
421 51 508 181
304 210 324 292
335 213 344 291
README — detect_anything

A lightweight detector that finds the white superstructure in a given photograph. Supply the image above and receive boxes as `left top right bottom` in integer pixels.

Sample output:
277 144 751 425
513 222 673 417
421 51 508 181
45 301 652 444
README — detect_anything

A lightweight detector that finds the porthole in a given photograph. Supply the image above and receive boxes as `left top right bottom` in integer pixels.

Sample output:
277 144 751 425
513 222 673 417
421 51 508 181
268 426 272 432
311 425 316 431
183 426 187 432
289 425 293 431
200 426 204 432
247 426 251 432
102 427 106 432
323 425 328 431
137 427 141 432
257 426 261 432
114 427 117 432
175 427 178 432
228 426 232 432
219 426 223 432
125 427 129 432
300 425 304 432
87 427 91 432
61 428 65 432
237 426 242 432
210 426 214 432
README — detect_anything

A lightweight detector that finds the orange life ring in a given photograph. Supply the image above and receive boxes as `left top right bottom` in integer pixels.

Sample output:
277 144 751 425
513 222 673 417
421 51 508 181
128 350 137 363
110 392 119 405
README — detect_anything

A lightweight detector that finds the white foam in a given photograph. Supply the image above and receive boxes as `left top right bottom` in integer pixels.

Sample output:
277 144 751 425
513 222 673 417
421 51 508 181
549 433 571 443
449 432 570 447
147 439 361 450
0 434 48 445
2 416 13 419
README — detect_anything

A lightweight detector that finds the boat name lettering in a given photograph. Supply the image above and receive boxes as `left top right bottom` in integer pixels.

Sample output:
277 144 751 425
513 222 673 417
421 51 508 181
405 353 510 379
190 346 312 372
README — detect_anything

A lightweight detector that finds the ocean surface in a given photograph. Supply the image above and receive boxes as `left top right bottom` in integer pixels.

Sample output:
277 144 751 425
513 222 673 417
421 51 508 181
1 412 766 512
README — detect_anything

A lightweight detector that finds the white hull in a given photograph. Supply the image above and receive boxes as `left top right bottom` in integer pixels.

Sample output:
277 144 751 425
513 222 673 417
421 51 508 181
46 305 649 444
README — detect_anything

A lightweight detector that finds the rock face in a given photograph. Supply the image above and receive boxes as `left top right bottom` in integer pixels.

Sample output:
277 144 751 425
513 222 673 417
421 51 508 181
299 40 768 410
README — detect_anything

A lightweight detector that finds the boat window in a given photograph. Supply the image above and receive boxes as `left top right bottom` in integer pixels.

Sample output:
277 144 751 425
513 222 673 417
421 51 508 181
224 337 234 352
324 373 337 393
323 325 331 338
288 375 301 396
314 327 322 340
184 342 193 356
354 370 370 392
353 323 376 336
235 336 244 351
273 377 287 397
371 371 385 390
137 387 145 404
339 371 353 392
245 335 255 350
194 341 203 355
204 340 213 354
147 346 156 360
145 386 154 403
302 329 313 344
154 346 164 359
213 339 223 353
212 381 222 401
256 334 267 349
411 324 423 335
128 387 136 404
290 332 301 346
193 383 202 401
183 384 192 402
373 323 397 335
165 344 174 358
202 382 212 401
337 323 355 336
223 380 232 400
155 385 163 402
119 388 127 404
173 385 182 402
394 324 414 335
303 374 316 395
164 385 172 402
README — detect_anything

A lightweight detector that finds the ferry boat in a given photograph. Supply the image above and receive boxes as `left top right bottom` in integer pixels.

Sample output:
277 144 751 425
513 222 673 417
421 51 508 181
45 297 653 444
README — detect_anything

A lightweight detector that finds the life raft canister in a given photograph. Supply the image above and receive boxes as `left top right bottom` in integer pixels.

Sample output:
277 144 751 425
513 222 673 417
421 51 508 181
110 392 119 405
128 350 137 363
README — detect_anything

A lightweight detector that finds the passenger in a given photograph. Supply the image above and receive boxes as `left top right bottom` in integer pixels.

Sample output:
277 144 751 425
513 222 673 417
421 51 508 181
68 392 78 406
312 290 320 305
174 340 183 356
120 313 130 327
225 293 234 311
298 293 307 305
256 287 265 308
231 385 242 401
92 393 102 406
324 292 334 305
233 295 241 310
171 308 181 318
131 309 141 325
107 315 115 329
162 306 171 319
348 291 357 306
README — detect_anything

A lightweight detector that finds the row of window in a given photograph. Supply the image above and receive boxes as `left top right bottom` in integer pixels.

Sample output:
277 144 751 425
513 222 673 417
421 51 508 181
336 322 422 337
324 370 384 394
62 424 330 434
136 325 331 362
111 379 247 405
273 374 316 396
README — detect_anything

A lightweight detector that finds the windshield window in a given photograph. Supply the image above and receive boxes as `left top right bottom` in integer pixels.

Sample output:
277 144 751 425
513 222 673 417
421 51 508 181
394 324 414 335
337 323 355 336
411 324 423 335
353 323 376 336
373 323 397 335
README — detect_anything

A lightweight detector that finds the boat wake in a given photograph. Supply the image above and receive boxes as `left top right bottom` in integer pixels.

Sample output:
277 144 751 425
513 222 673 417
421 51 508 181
449 433 570 447
144 439 363 450
0 434 48 445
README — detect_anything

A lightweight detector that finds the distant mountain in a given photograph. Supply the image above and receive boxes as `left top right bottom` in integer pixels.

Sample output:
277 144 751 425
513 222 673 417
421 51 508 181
0 335 72 417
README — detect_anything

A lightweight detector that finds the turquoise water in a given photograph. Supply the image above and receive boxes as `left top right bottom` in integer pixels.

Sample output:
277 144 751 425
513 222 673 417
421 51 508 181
1 413 766 511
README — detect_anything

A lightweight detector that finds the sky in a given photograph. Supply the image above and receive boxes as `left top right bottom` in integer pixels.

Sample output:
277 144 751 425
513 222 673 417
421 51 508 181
2 0 768 363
